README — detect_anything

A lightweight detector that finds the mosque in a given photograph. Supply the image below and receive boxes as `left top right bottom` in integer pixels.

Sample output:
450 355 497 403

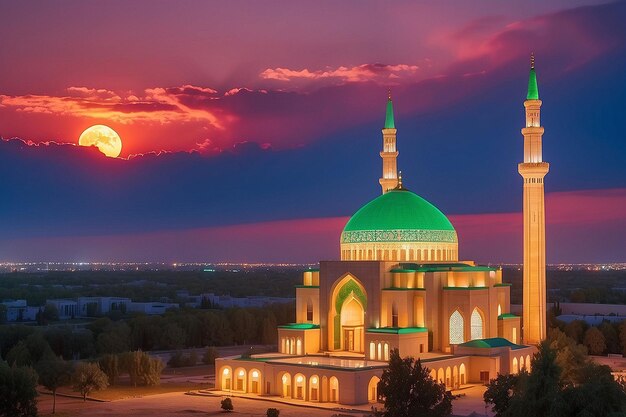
215 58 547 405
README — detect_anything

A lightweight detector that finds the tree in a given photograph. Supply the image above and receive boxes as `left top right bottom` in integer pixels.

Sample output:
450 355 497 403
221 397 233 412
0 304 7 324
599 321 619 354
562 363 626 416
37 354 73 414
98 354 119 385
507 342 565 417
230 309 256 345
377 349 453 417
72 362 108 401
120 350 164 386
139 353 165 386
37 304 59 325
546 327 588 385
619 320 626 356
96 322 131 354
0 362 38 417
202 347 218 365
484 373 520 417
266 407 279 417
564 320 587 344
584 327 606 356
260 314 277 345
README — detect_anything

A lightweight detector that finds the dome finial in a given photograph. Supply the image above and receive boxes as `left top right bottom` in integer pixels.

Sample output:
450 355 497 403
530 52 535 69
384 90 395 129
387 88 392 101
398 171 402 187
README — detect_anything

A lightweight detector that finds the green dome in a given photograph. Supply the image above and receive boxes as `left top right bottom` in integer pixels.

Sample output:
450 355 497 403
341 189 457 244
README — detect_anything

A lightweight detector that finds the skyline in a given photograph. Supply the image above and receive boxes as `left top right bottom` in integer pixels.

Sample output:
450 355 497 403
1 0 625 263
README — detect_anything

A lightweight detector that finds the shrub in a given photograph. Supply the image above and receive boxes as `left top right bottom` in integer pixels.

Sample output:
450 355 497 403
202 347 218 365
221 397 233 412
266 407 280 417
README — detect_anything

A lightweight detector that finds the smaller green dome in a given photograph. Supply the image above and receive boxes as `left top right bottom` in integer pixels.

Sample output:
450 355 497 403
341 189 457 244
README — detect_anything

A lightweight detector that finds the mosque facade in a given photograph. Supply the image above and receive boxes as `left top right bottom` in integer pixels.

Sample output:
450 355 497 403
215 59 545 406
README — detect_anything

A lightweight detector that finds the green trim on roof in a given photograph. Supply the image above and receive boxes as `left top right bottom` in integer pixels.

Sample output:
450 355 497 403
278 323 320 330
384 98 395 129
494 283 512 287
459 337 526 350
367 327 427 334
391 263 496 273
443 286 488 291
304 268 319 272
498 313 519 320
382 287 425 291
341 190 456 244
527 68 539 100
295 285 320 289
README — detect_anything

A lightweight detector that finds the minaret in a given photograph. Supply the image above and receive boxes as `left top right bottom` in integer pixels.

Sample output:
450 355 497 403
379 90 399 194
519 54 549 345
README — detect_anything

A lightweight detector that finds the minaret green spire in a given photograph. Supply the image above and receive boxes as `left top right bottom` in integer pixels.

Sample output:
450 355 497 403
527 53 539 100
384 89 395 128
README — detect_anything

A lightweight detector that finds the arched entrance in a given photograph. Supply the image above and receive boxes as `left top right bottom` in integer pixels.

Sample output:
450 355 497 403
459 363 466 385
248 369 261 394
309 375 320 401
368 376 380 402
281 372 292 398
234 368 246 391
329 275 367 352
220 366 232 391
329 376 339 403
294 373 306 400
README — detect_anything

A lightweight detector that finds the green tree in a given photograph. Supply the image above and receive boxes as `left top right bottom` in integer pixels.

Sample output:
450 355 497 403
484 373 520 417
562 362 626 416
159 323 186 350
98 354 119 385
139 353 164 386
0 304 7 324
506 342 566 417
377 349 453 417
260 314 277 345
72 362 108 401
599 321 619 354
221 397 233 412
0 362 38 417
584 327 606 356
619 320 626 356
36 354 73 414
230 309 257 345
546 327 588 385
202 347 218 365
96 322 131 354
564 320 587 344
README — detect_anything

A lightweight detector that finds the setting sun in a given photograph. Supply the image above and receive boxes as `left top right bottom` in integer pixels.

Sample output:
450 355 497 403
78 125 122 158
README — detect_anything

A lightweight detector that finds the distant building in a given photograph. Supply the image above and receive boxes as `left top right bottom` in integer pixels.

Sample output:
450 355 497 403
1 300 39 322
46 299 78 319
77 296 131 316
127 301 178 315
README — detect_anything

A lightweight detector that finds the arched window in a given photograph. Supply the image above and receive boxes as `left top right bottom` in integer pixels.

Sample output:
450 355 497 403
449 310 464 345
512 327 517 344
497 304 502 317
470 308 484 340
369 342 376 360
391 303 399 327
512 357 518 374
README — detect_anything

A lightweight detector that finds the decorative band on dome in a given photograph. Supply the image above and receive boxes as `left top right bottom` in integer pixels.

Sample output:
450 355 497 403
340 229 458 244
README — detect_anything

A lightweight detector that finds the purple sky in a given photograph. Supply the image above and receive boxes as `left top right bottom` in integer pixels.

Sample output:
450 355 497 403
0 0 624 263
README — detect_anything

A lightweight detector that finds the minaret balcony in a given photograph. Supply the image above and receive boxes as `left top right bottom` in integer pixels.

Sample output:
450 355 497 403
521 126 544 135
518 162 549 177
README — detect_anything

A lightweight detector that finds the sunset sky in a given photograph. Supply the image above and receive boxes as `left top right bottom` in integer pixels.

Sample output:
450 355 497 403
1 0 624 263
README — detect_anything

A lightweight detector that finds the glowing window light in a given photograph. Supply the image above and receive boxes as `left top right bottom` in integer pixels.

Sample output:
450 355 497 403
223 368 230 375
470 308 484 340
311 376 318 384
282 375 288 384
449 310 464 345
238 370 245 377
296 375 303 383
252 371 259 378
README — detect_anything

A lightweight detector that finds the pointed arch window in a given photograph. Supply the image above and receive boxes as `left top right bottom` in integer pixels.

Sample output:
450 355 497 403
471 308 484 340
449 310 464 345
